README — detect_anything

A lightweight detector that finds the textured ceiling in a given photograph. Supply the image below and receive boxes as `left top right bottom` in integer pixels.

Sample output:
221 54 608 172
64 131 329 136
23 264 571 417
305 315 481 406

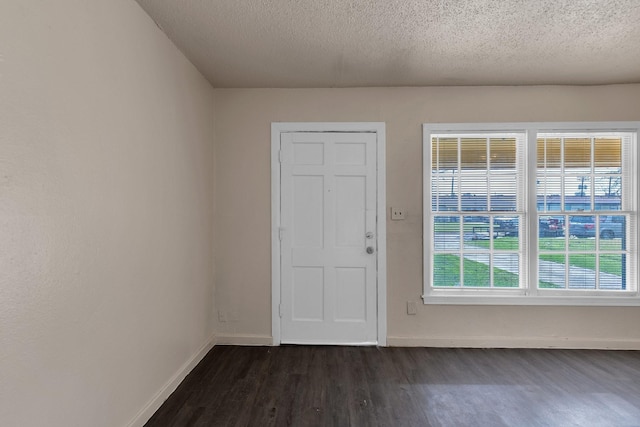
135 0 640 88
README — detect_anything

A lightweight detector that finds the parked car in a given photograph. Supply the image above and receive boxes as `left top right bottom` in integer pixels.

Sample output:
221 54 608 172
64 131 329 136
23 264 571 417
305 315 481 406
493 217 518 237
569 215 625 238
471 226 491 240
599 216 625 239
539 216 564 237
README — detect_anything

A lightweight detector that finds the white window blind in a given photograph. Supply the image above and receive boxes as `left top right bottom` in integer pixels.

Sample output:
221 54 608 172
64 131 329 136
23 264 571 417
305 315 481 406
423 123 640 305
429 132 526 290
536 132 636 293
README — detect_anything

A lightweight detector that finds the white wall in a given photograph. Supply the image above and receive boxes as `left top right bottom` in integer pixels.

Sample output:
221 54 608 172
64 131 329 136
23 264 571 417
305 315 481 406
213 86 640 349
0 1 216 426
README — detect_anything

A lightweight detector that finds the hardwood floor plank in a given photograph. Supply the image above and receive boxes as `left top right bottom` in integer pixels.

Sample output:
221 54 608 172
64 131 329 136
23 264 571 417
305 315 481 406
145 346 640 427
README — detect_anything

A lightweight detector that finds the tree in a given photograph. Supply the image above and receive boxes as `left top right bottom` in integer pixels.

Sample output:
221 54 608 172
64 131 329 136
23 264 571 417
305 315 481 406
596 168 622 197
575 176 588 197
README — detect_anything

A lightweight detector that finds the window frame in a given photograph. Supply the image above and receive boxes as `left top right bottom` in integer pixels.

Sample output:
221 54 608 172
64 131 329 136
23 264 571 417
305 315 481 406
422 122 640 306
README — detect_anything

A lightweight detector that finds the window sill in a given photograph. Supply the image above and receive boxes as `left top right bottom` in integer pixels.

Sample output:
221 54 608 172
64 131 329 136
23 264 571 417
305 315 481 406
422 293 640 306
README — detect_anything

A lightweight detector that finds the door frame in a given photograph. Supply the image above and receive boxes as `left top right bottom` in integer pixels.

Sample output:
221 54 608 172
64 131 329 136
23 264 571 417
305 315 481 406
271 122 387 346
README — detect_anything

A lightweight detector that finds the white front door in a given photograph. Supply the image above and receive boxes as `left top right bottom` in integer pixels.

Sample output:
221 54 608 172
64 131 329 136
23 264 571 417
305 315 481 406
279 131 378 344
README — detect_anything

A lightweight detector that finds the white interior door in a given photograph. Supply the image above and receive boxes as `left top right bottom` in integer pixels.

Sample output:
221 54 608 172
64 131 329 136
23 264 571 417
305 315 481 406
280 131 378 345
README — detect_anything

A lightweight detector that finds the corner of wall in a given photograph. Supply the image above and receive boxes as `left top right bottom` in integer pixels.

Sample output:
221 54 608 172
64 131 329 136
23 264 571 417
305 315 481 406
126 333 217 427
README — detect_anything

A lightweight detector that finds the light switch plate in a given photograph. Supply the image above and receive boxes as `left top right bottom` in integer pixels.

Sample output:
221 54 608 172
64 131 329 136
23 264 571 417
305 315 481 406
391 207 406 220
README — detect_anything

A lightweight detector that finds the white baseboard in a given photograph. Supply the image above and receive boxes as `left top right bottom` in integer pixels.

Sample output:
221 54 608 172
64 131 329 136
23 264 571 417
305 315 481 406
215 334 273 346
387 335 640 350
126 333 216 427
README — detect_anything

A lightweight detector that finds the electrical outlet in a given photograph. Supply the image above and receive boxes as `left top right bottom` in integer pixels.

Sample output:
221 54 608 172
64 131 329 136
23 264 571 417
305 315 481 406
218 311 227 322
391 207 406 220
407 301 417 315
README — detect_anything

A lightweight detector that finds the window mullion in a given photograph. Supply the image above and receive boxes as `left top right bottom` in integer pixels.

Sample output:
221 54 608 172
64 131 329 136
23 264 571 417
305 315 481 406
526 128 539 296
560 138 566 212
591 137 598 290
590 137 596 212
434 137 439 213
456 137 461 211
486 137 491 212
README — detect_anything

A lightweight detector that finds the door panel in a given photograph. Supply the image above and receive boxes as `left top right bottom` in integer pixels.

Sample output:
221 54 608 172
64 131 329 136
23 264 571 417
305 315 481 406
335 176 366 247
280 132 377 344
292 176 324 248
335 267 366 321
292 267 324 321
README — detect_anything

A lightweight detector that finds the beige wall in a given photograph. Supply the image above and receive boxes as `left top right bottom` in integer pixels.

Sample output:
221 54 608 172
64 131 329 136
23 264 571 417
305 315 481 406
213 85 640 348
3 1 640 423
0 1 215 426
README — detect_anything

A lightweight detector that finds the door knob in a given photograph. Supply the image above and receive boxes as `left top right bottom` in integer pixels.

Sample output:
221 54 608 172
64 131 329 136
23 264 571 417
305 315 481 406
366 246 375 254
366 232 374 239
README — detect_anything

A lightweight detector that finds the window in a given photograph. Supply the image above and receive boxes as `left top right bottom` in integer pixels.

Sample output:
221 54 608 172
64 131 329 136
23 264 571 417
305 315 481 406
423 123 639 305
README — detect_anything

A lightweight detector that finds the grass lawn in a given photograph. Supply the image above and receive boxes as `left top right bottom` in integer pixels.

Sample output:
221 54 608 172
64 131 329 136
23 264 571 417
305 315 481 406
469 237 623 276
432 253 572 289
433 222 479 233
539 253 623 276
539 237 623 276
433 221 518 234
433 254 519 287
539 280 561 288
539 237 624 252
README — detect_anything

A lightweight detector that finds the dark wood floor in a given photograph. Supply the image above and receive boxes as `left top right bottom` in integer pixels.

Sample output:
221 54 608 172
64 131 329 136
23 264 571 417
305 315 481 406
145 345 640 427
